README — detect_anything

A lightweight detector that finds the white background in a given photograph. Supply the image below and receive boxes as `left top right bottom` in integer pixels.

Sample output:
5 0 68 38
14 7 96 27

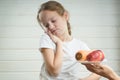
0 0 120 80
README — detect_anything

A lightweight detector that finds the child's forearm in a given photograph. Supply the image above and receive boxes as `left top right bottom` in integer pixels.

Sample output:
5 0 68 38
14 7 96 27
52 42 63 76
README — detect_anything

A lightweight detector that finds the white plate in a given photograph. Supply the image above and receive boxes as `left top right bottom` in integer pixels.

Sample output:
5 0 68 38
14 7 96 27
78 61 101 64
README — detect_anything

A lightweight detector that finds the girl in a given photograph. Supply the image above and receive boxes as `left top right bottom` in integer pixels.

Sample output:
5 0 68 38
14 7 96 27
37 1 101 80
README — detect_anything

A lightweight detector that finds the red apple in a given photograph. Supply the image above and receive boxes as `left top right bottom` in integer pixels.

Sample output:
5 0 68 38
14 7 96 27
86 50 105 62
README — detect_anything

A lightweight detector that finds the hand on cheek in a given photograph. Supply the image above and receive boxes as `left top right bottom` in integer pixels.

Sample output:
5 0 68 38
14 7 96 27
47 30 62 44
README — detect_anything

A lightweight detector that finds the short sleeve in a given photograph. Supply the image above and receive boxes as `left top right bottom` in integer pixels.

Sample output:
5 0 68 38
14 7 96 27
78 39 90 50
80 42 90 50
39 33 55 49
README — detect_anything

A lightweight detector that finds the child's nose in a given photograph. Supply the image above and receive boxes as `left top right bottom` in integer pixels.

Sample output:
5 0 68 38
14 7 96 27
48 22 54 30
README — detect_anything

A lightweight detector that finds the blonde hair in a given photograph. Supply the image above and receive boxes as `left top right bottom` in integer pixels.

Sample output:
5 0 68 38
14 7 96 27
37 1 71 35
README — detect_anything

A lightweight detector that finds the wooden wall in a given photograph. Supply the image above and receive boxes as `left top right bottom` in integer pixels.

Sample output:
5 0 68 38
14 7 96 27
0 0 120 80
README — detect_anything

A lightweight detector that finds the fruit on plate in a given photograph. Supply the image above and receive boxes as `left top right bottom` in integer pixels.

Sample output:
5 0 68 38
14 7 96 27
75 50 105 62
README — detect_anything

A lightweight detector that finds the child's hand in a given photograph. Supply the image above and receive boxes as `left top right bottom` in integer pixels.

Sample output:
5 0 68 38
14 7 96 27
47 30 62 44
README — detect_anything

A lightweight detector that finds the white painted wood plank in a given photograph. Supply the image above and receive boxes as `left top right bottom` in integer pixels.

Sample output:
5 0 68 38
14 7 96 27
0 49 43 61
0 72 95 80
70 15 120 26
0 61 119 72
0 26 119 38
0 0 119 7
0 52 42 61
80 37 120 49
0 26 42 38
0 15 120 26
0 49 119 61
0 61 42 72
106 61 120 72
0 38 40 49
0 72 119 80
0 72 40 80
0 71 119 80
102 49 120 60
0 37 119 49
0 2 120 16
72 26 120 38
0 15 37 26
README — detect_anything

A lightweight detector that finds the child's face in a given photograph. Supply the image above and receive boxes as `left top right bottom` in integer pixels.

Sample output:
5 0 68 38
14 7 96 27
39 10 69 36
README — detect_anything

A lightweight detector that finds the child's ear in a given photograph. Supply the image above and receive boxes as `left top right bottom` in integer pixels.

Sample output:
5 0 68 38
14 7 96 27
63 11 69 21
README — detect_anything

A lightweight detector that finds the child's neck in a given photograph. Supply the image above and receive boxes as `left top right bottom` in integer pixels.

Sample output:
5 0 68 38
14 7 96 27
60 34 72 42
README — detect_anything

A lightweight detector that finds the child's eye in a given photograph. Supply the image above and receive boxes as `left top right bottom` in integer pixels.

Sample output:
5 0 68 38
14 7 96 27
45 24 49 28
52 20 56 23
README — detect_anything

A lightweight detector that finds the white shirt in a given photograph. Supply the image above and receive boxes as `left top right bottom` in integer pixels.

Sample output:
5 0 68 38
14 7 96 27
39 34 91 80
